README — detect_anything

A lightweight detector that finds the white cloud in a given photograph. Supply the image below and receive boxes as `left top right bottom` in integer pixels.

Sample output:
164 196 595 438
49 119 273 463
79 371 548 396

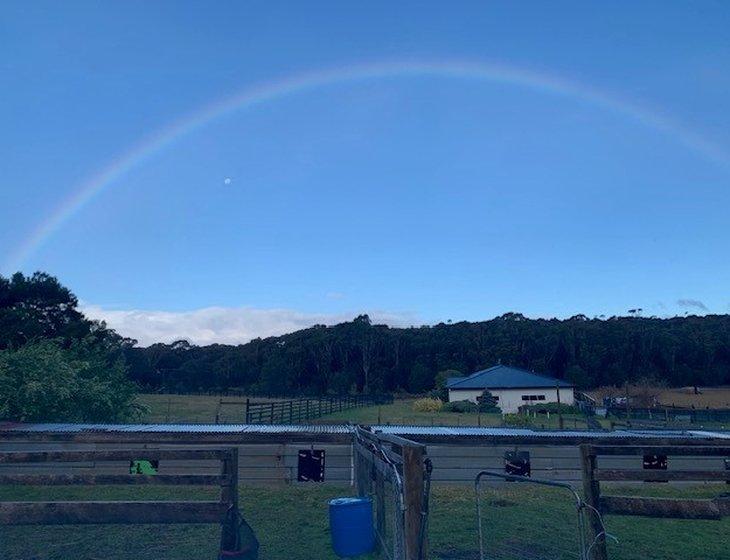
80 304 418 346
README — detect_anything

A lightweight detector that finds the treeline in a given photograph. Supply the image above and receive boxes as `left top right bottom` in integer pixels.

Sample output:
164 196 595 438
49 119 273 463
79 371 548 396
4 272 729 403
126 312 730 394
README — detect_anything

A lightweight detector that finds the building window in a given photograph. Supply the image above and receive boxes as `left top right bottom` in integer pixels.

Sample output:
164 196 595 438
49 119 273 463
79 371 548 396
537 395 546 401
521 395 543 401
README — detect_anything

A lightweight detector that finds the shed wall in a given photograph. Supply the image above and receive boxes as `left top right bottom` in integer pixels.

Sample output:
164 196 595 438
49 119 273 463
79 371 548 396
2 435 726 487
448 387 575 412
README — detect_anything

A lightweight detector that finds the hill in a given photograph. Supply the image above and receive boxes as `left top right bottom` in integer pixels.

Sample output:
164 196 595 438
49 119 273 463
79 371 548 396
125 312 730 394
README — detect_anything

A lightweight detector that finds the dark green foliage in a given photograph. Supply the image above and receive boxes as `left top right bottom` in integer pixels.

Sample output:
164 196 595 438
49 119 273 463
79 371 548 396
520 402 578 415
0 272 133 351
442 396 501 414
442 400 479 413
125 312 730 395
0 272 140 422
479 390 500 412
0 337 142 422
502 413 533 427
433 369 460 401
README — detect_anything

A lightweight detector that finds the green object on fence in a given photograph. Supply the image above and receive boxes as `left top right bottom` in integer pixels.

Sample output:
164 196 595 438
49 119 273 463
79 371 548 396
129 460 158 474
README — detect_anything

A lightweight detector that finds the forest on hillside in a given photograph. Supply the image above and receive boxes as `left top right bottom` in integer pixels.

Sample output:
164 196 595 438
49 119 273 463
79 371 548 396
2 272 730 399
126 312 730 395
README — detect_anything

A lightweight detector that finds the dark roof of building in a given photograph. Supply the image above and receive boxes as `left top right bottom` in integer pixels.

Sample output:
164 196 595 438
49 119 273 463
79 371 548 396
446 364 574 390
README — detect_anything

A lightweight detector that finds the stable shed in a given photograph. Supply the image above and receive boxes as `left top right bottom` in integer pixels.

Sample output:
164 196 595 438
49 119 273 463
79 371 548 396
0 423 727 487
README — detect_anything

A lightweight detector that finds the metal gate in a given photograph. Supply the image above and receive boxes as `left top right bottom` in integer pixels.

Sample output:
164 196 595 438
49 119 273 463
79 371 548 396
475 471 591 560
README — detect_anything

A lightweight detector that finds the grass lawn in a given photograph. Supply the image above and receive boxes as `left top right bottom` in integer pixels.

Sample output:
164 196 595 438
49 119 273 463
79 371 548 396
0 483 727 559
316 399 590 430
137 394 594 429
137 394 252 423
315 398 501 427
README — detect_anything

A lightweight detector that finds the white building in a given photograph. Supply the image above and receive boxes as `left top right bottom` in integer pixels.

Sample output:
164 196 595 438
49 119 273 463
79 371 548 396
446 364 574 413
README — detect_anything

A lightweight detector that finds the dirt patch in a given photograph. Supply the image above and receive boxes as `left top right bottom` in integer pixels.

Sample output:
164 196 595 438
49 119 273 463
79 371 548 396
589 385 730 408
657 386 730 408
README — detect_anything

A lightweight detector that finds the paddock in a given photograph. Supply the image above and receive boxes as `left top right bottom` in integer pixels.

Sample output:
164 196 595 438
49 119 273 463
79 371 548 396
1 423 729 560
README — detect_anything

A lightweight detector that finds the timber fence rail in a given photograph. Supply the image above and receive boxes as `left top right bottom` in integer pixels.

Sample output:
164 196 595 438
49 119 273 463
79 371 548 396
0 447 239 526
231 394 393 424
580 443 730 560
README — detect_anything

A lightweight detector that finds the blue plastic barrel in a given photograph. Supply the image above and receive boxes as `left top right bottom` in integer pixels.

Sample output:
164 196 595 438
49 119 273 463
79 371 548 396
328 497 375 558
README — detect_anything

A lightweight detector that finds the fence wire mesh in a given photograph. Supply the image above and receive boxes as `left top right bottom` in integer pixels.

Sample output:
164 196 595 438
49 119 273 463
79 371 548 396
355 433 406 560
475 471 589 560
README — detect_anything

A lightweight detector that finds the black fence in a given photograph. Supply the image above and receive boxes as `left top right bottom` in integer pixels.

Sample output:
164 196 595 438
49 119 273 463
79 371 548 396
608 406 730 424
149 388 285 398
241 395 393 424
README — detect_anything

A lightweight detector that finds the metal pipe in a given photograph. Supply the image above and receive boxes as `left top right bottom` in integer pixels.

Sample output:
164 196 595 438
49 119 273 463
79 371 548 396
475 470 588 560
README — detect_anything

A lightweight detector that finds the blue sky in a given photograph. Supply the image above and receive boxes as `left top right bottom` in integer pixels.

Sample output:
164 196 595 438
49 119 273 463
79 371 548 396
2 2 730 344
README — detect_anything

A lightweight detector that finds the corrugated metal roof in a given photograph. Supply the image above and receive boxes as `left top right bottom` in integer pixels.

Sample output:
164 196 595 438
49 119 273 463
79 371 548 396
0 423 352 434
1 422 727 441
447 364 574 389
374 425 730 440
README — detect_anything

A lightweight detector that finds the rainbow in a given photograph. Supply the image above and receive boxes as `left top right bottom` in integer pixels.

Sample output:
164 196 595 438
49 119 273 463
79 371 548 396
6 59 729 272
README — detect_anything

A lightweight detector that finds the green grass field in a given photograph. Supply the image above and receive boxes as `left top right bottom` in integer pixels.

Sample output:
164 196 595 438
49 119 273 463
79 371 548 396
0 483 727 559
316 399 590 429
137 393 220 423
137 394 591 429
137 394 261 423
315 398 503 427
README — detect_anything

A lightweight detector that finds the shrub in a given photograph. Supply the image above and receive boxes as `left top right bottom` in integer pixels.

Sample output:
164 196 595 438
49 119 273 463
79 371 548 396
412 397 443 413
520 402 578 415
442 399 479 413
0 338 143 422
478 390 501 412
503 413 533 427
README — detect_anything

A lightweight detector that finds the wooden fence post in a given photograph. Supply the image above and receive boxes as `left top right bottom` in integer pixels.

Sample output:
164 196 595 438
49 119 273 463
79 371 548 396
402 442 426 560
221 447 239 511
580 445 607 560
